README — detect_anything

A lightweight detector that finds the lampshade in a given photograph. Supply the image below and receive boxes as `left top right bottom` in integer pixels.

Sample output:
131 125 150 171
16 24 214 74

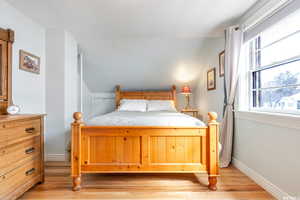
181 85 191 94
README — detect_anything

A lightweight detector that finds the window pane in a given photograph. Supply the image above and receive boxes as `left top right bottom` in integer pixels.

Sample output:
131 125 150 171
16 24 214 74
258 86 300 112
247 8 300 114
252 71 257 89
253 90 257 107
258 60 300 88
261 9 300 47
260 32 300 67
248 41 254 69
255 37 261 67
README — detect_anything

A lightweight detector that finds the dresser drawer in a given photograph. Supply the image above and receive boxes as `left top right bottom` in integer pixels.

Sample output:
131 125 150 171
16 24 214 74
0 137 40 176
0 119 40 147
0 158 41 198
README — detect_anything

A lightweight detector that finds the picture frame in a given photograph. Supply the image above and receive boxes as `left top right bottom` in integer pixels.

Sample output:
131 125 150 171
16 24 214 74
219 50 225 77
207 68 216 90
19 50 40 74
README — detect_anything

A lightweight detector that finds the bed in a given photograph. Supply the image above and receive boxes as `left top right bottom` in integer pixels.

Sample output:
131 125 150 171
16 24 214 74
71 85 219 191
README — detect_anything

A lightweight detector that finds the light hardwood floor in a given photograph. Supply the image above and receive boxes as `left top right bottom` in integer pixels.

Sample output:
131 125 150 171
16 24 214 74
20 162 275 200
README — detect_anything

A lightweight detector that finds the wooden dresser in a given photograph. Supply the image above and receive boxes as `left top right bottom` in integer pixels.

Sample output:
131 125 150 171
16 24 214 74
0 114 45 200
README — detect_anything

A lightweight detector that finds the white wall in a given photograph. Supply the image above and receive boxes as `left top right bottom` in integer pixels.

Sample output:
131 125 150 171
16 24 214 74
194 37 225 122
45 29 79 161
83 37 206 93
234 113 300 198
64 31 79 150
45 29 66 159
0 0 46 113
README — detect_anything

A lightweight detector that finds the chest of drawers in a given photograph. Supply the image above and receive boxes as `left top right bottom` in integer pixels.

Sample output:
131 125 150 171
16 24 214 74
0 114 44 200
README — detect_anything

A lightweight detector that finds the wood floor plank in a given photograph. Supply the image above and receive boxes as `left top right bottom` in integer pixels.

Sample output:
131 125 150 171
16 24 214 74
19 163 276 200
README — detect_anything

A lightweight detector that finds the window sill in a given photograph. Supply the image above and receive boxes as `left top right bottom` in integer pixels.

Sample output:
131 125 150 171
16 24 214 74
235 110 300 130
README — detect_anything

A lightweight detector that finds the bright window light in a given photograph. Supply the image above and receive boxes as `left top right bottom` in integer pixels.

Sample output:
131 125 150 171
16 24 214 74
245 9 300 114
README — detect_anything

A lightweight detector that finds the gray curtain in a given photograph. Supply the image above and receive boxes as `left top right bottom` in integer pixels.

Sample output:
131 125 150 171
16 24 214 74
220 26 243 168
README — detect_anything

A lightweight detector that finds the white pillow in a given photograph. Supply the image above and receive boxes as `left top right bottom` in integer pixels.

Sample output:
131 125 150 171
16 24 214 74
147 100 177 112
118 99 147 112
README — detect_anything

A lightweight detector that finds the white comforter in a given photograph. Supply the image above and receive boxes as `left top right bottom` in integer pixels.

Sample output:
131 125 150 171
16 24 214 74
87 111 206 127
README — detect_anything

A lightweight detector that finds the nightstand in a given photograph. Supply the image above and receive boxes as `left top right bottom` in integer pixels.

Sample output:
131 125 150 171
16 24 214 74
181 109 199 118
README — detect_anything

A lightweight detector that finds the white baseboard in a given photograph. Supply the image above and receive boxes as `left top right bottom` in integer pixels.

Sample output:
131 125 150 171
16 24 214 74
45 154 66 161
232 158 292 200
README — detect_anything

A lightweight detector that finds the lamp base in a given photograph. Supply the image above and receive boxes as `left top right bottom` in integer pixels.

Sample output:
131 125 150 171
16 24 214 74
184 94 190 110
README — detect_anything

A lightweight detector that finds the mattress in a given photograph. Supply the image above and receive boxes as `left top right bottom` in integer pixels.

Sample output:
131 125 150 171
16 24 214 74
87 111 206 127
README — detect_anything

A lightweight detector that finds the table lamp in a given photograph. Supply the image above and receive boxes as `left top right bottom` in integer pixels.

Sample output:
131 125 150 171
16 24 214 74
181 85 191 109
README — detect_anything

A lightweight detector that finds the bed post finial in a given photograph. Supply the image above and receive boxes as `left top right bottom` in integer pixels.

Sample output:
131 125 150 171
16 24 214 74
115 85 121 108
116 85 120 92
73 112 83 123
171 85 177 109
208 112 217 123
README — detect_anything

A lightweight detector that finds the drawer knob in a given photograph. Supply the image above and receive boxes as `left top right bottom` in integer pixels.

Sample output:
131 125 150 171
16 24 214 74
25 127 35 133
25 168 36 176
25 147 35 154
1 175 5 180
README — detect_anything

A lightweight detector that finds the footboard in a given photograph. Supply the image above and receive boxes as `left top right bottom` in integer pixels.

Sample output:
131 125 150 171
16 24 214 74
71 112 219 191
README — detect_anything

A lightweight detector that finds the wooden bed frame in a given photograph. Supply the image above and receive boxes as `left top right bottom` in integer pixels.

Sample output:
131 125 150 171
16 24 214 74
71 85 219 191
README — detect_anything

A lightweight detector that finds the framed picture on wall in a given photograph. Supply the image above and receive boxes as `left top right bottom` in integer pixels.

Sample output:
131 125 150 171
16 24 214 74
207 68 216 90
19 50 40 74
219 50 225 77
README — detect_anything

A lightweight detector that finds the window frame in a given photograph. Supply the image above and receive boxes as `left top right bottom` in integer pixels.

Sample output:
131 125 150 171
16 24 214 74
245 32 300 115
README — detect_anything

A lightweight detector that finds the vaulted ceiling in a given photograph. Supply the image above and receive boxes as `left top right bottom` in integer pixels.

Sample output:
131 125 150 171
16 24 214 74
6 0 257 92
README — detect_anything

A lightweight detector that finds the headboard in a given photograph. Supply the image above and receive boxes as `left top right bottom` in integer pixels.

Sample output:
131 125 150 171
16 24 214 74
115 85 177 109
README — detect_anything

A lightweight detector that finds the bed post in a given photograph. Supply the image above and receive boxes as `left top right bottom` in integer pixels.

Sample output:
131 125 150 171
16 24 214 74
71 112 83 191
171 85 177 109
207 112 219 191
116 85 121 108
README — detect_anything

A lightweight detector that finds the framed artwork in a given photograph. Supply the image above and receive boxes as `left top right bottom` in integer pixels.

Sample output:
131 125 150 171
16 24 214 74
19 50 40 74
219 50 225 77
207 68 216 90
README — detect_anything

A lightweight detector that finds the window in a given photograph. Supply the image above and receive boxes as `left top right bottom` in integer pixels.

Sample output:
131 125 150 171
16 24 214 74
245 9 300 115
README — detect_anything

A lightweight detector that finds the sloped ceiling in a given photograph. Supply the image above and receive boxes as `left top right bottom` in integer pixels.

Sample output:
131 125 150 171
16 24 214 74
6 0 257 92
